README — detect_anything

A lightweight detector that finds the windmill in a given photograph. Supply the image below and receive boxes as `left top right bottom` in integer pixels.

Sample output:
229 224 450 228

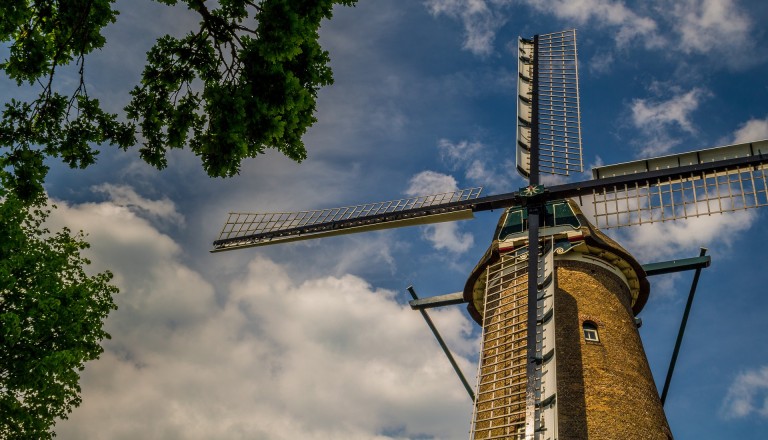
211 29 768 439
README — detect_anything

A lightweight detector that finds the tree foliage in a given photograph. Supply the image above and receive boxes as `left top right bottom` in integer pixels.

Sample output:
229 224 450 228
1 0 356 203
0 193 118 439
0 0 356 436
127 0 356 176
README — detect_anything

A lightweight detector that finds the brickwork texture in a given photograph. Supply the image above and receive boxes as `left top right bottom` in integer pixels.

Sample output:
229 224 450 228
555 259 672 440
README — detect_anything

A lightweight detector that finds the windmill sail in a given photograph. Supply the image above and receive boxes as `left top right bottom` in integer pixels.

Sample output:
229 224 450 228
212 139 768 251
212 187 483 251
469 239 558 439
589 139 768 228
517 29 583 179
470 250 530 438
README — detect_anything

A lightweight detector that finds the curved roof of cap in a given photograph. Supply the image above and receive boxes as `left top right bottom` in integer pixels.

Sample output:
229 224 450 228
462 199 650 325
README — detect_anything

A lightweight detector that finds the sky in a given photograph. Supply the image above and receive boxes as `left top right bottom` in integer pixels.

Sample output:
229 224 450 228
3 0 768 439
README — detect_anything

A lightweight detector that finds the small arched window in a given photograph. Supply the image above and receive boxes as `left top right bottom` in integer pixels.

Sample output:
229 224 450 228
583 322 599 342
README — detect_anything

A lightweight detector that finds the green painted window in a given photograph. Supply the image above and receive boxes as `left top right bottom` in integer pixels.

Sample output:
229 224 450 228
545 202 580 228
498 208 527 240
497 201 580 241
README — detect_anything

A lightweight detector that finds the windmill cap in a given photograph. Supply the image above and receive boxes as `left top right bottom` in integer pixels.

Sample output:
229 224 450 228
463 199 649 324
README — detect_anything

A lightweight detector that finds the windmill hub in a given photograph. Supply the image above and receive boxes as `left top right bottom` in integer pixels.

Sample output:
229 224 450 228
519 184 545 197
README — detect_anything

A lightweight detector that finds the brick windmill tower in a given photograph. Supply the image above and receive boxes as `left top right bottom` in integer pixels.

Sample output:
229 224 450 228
463 199 670 439
212 29 768 439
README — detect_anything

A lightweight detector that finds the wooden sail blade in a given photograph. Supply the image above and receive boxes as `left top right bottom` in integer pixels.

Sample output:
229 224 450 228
211 187 483 251
516 36 534 179
585 139 768 228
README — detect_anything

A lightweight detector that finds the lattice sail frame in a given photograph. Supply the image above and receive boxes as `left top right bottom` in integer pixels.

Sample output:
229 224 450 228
537 30 583 176
517 29 583 179
213 187 483 250
470 251 530 439
470 241 558 440
591 139 768 228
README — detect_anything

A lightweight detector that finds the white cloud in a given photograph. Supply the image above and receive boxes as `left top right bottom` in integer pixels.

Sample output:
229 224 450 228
92 183 185 227
732 117 768 144
524 0 660 48
611 210 755 263
426 0 661 54
437 138 515 192
588 50 615 75
721 365 768 419
671 0 752 58
588 109 764 284
48 190 477 439
630 87 709 156
580 193 756 298
405 171 475 254
438 138 484 165
425 0 507 55
425 0 760 71
631 88 705 133
323 233 401 278
406 170 461 196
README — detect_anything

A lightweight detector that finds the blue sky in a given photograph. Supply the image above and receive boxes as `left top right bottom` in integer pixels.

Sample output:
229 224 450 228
4 0 768 438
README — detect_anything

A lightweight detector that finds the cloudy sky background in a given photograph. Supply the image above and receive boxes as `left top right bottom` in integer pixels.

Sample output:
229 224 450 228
3 0 768 438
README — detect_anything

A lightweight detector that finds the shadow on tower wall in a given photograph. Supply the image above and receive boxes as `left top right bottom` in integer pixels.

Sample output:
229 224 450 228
555 287 589 439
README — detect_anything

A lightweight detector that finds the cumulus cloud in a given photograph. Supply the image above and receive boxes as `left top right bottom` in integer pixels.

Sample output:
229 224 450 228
593 115 764 266
437 138 515 192
425 0 507 55
92 183 185 227
630 87 709 156
580 195 756 297
612 210 755 263
405 171 475 254
631 88 705 133
426 0 757 71
524 0 660 48
721 366 768 419
48 189 477 439
438 138 484 165
670 0 753 61
426 0 661 56
588 50 615 76
732 117 768 144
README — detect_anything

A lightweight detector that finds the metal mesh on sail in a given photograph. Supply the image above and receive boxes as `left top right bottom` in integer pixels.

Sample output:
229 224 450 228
215 187 483 246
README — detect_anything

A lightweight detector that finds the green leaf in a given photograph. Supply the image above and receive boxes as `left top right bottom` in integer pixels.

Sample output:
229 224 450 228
0 193 118 438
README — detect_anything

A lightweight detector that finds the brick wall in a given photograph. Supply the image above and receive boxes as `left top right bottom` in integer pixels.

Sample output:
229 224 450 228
555 259 672 440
